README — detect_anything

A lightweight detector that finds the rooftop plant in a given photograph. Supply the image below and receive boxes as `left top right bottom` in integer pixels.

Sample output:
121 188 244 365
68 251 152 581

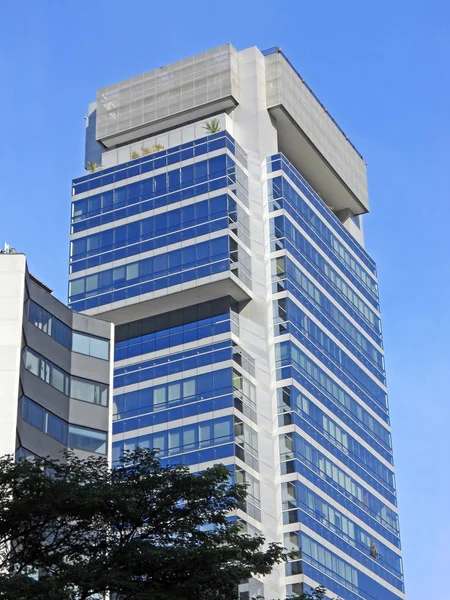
86 160 100 173
204 118 221 134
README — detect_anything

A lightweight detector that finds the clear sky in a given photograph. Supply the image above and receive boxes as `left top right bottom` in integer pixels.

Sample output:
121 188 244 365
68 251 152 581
1 1 449 596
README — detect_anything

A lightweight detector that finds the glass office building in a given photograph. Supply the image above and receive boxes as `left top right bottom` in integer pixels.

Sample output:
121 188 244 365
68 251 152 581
69 45 404 600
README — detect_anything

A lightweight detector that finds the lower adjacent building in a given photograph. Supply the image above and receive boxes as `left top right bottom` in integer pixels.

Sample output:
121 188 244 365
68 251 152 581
66 44 405 599
0 248 113 461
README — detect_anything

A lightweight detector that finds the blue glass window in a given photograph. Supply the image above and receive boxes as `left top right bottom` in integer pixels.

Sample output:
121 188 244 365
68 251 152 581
272 256 382 345
68 425 107 454
285 485 403 580
113 415 234 463
19 396 106 455
26 300 109 360
274 297 385 378
267 154 376 274
22 347 108 406
281 435 399 534
69 236 230 309
114 341 232 389
275 342 390 423
271 213 379 305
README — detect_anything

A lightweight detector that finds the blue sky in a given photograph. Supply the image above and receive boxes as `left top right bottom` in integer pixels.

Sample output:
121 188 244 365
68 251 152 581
1 1 449 596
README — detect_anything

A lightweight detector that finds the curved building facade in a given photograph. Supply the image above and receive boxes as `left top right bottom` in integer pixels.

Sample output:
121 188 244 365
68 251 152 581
0 250 113 461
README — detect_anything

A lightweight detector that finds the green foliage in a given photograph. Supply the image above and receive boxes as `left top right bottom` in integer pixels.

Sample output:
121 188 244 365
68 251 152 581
0 449 287 600
204 118 221 134
140 144 164 156
85 160 99 172
131 150 141 159
253 585 340 600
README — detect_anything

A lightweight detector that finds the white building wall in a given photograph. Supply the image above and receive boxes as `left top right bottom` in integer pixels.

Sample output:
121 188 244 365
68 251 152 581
230 47 284 598
0 254 26 457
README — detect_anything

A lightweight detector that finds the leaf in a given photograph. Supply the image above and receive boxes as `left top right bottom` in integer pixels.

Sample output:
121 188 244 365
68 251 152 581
203 118 221 134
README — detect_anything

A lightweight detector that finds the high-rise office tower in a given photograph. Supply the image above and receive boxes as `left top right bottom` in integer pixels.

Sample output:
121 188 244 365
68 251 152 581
68 45 404 600
0 247 113 461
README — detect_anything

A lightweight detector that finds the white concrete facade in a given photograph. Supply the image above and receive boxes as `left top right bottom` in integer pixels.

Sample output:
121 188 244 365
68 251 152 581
0 254 26 457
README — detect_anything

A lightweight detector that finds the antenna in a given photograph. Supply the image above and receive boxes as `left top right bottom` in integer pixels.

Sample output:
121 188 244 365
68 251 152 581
1 243 17 254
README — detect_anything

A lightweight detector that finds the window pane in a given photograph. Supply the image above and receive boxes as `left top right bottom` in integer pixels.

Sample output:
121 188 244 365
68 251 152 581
124 440 136 453
71 378 95 403
232 371 242 391
183 426 196 450
168 382 181 403
73 332 109 360
99 385 108 406
68 425 107 454
28 300 43 328
126 263 139 281
72 332 90 355
47 413 68 444
24 349 39 376
41 310 53 335
169 431 181 453
51 365 67 394
153 386 166 408
73 199 87 218
70 278 85 296
85 274 98 293
199 422 212 446
214 418 232 442
42 360 50 383
153 254 167 274
124 391 138 414
183 380 196 400
53 318 70 348
152 433 166 453
89 337 109 360
113 266 126 282
25 398 45 431
112 445 121 463
87 234 100 252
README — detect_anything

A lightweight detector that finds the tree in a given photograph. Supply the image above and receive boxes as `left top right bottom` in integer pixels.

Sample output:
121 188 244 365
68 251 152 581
295 586 330 600
0 448 288 600
251 584 340 600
